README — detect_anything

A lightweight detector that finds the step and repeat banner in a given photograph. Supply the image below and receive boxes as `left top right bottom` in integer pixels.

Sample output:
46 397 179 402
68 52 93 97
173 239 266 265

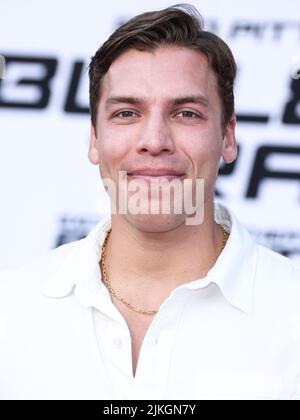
0 0 300 270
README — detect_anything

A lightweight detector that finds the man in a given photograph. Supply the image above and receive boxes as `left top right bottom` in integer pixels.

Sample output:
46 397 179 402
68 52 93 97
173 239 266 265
0 4 299 400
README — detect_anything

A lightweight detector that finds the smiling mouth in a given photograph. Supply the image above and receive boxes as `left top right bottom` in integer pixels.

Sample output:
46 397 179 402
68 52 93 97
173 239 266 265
127 174 184 180
126 174 186 186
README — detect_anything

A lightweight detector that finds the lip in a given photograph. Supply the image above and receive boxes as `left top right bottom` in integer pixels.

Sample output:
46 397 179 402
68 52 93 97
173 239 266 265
127 168 185 177
127 174 184 183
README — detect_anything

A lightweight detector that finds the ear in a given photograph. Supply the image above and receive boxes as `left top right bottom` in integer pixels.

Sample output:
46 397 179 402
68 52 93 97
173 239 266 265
221 115 237 164
88 125 100 165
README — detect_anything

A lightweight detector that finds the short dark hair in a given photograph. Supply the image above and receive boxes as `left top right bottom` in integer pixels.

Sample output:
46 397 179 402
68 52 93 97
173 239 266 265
89 3 236 130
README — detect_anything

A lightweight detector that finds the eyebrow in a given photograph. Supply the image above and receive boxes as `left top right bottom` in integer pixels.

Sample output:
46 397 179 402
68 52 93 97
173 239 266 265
105 95 209 110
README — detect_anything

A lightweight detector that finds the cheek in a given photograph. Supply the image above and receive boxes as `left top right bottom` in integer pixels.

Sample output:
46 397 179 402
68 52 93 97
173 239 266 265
182 130 221 173
98 127 131 175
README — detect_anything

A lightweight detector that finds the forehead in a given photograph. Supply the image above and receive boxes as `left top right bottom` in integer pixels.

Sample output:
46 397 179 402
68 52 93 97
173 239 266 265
99 46 219 104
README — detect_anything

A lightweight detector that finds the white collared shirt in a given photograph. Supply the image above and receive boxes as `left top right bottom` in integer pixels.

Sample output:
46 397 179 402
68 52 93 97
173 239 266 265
0 202 300 400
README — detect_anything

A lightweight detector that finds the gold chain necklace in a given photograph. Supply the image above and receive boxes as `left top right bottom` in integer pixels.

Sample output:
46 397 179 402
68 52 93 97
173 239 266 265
99 225 229 315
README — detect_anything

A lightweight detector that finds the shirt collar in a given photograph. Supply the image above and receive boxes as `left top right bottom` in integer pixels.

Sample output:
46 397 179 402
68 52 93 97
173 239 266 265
40 202 256 316
182 203 256 315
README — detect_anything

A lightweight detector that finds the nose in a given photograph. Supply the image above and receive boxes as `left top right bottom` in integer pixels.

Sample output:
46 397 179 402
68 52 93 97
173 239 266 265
136 112 175 156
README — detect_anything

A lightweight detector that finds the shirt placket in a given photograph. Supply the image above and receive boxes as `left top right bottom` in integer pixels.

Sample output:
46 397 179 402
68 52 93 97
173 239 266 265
131 289 191 399
91 282 192 399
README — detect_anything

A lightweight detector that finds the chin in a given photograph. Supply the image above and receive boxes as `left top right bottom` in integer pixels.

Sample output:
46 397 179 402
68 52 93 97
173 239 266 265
123 213 186 233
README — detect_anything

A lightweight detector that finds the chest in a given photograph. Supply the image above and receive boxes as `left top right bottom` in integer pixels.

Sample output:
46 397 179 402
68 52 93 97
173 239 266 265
113 302 157 376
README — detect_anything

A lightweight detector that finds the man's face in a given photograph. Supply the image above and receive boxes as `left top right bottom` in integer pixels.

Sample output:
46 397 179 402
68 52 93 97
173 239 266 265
89 46 236 232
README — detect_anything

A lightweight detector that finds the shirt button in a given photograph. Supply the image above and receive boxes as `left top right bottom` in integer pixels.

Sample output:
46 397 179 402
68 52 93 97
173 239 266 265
113 337 123 348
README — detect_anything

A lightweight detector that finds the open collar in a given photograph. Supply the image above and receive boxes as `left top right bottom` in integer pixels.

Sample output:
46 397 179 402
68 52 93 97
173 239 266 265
40 202 256 316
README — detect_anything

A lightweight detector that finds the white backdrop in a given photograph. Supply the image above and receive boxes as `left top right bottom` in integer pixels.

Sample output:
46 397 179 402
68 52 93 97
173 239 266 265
0 0 300 270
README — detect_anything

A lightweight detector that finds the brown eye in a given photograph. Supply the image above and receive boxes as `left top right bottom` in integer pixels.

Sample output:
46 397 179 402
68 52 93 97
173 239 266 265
178 111 199 118
116 111 137 118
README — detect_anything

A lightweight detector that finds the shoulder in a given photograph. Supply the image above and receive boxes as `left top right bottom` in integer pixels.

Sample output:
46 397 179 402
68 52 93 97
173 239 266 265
254 243 300 312
0 239 82 300
255 244 300 281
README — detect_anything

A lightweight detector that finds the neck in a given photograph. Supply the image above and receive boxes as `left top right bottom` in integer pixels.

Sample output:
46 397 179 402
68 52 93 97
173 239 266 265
103 202 225 303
